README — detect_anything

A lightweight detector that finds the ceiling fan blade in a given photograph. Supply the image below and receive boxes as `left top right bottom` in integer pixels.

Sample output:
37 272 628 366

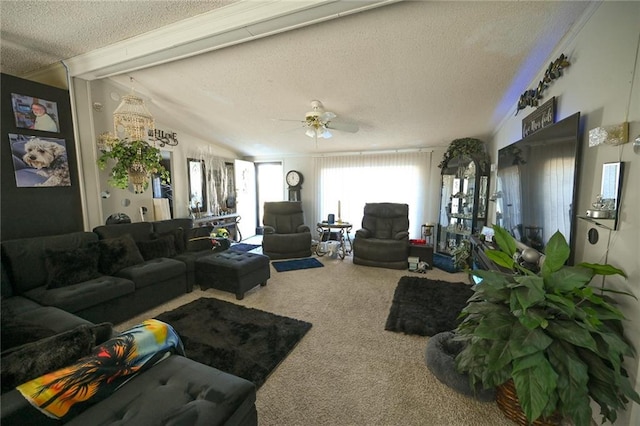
326 120 359 133
320 111 336 122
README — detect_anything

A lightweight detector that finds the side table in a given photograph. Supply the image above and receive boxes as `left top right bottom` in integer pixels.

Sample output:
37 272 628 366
315 222 352 260
409 244 433 269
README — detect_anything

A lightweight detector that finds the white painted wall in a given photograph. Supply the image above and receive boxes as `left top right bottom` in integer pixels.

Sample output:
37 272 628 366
72 78 239 230
489 3 640 425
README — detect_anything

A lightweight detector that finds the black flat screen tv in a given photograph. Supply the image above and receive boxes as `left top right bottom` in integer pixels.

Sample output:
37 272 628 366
496 112 581 264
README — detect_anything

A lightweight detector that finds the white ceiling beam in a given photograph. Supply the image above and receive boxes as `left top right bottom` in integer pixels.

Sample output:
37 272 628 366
63 0 398 80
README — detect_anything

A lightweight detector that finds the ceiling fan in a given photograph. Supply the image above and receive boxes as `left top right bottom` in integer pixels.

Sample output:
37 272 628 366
299 100 359 140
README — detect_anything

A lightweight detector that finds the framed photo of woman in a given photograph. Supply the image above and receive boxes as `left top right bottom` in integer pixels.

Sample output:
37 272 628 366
11 93 60 133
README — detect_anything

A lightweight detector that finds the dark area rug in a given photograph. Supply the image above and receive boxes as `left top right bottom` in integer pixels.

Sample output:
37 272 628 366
155 297 312 388
385 276 474 336
272 257 323 272
229 243 261 252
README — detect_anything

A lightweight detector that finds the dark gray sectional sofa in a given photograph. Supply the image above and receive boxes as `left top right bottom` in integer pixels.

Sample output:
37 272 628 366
0 218 257 425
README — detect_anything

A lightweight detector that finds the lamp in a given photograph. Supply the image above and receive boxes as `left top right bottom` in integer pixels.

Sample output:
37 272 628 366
113 92 154 141
305 100 335 140
96 78 168 194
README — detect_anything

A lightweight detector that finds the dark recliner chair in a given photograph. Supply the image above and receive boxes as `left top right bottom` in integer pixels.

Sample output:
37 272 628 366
261 201 312 260
352 203 410 269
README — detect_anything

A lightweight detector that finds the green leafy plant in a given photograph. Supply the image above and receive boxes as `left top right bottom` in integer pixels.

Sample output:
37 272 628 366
454 225 639 426
97 137 169 193
438 137 490 171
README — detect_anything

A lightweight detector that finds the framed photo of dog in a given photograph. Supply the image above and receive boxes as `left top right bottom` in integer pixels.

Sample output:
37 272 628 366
8 134 71 187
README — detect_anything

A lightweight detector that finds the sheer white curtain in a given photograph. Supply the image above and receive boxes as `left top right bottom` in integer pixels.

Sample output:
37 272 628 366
314 151 432 238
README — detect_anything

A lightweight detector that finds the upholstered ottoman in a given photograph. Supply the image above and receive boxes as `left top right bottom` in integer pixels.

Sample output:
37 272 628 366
195 251 270 299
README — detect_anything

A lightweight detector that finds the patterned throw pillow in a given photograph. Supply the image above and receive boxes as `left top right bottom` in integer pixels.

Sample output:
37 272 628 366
45 247 101 289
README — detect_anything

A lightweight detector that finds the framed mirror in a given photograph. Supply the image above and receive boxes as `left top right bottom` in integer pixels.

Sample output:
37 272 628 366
187 158 207 215
600 161 624 229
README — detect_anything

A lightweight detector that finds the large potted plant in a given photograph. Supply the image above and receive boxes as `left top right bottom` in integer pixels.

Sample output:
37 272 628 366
454 225 639 426
97 134 169 194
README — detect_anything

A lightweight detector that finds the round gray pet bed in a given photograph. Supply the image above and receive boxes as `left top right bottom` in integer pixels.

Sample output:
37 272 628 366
425 331 495 402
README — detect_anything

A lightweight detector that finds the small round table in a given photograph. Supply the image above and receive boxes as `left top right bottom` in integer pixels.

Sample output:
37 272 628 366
315 222 353 260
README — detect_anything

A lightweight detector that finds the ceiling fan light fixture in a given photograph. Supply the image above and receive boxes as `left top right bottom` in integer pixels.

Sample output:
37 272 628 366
305 128 316 138
320 128 332 139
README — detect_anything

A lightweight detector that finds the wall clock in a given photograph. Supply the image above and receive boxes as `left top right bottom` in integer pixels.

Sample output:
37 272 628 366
286 170 303 187
286 170 303 201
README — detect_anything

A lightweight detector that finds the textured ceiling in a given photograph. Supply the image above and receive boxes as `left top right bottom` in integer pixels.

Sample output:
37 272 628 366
0 0 236 75
1 1 592 157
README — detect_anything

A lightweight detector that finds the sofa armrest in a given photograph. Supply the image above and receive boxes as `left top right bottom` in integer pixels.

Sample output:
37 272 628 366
355 228 371 239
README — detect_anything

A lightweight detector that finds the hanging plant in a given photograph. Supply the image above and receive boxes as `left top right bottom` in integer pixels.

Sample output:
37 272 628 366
97 134 169 193
438 137 490 171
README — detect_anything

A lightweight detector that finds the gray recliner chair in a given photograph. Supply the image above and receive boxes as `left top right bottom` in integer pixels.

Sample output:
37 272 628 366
352 203 410 269
261 201 312 260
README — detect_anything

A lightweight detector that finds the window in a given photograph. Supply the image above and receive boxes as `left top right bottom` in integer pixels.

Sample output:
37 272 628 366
256 162 283 227
314 152 433 237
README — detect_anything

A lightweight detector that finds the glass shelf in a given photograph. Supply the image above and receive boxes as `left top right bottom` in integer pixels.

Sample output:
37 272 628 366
437 155 489 255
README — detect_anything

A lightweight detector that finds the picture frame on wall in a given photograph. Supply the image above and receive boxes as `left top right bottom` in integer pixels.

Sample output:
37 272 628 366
10 93 60 133
8 133 71 187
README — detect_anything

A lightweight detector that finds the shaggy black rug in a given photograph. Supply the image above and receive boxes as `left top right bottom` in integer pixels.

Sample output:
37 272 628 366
155 297 312 388
384 276 474 336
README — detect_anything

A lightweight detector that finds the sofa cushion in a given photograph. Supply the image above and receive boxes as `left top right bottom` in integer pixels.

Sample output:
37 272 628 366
1 325 96 393
116 258 186 289
186 227 215 252
24 276 135 314
64 355 256 426
152 228 186 254
45 247 101 289
136 235 177 260
1 232 99 294
95 234 145 275
1 303 98 353
92 222 154 242
152 218 192 253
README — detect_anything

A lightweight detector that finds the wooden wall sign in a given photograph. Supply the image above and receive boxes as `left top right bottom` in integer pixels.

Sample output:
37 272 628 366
522 97 555 138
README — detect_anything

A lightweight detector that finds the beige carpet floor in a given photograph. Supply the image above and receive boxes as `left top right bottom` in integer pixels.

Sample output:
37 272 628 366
117 255 515 426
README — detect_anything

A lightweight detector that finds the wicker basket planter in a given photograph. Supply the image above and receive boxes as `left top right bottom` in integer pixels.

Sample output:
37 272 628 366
496 380 562 426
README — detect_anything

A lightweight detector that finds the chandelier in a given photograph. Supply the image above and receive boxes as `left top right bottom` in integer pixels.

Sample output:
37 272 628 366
113 92 154 141
97 78 167 194
304 100 336 139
